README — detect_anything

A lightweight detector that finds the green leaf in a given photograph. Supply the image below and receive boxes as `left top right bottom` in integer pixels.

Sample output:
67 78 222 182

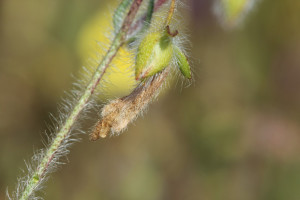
174 46 191 79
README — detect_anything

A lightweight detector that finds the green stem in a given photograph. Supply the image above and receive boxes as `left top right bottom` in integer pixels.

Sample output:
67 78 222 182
165 0 175 25
19 0 143 199
20 33 122 200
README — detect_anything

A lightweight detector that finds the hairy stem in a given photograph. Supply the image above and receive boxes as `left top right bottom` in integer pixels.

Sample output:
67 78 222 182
165 0 176 25
18 0 143 199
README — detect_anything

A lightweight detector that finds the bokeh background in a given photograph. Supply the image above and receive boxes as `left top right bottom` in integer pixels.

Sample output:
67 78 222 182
1 0 300 199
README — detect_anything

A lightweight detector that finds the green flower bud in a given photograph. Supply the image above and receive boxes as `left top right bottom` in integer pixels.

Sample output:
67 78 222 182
135 31 173 80
174 46 191 79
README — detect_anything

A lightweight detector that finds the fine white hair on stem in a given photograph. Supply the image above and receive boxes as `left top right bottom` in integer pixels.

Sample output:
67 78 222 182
8 74 95 200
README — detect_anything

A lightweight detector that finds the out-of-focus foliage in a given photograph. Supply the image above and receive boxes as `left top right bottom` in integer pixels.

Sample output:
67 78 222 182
1 0 300 200
214 0 257 28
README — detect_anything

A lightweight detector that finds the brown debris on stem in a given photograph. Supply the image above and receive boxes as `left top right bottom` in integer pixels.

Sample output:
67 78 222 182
166 25 178 37
90 67 170 141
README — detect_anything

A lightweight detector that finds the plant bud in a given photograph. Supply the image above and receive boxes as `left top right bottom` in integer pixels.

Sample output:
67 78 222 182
135 31 173 80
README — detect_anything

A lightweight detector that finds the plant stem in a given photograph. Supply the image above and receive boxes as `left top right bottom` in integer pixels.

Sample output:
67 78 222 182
20 33 120 200
18 0 143 199
165 0 176 25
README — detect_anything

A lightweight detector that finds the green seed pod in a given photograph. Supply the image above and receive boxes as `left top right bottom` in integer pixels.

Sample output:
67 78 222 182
135 31 173 80
174 46 191 79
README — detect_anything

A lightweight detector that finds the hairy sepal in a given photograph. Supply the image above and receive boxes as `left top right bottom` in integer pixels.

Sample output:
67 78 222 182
174 46 191 79
135 31 173 80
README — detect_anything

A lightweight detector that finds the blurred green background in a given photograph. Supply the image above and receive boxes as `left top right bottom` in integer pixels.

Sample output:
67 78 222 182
1 0 300 199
